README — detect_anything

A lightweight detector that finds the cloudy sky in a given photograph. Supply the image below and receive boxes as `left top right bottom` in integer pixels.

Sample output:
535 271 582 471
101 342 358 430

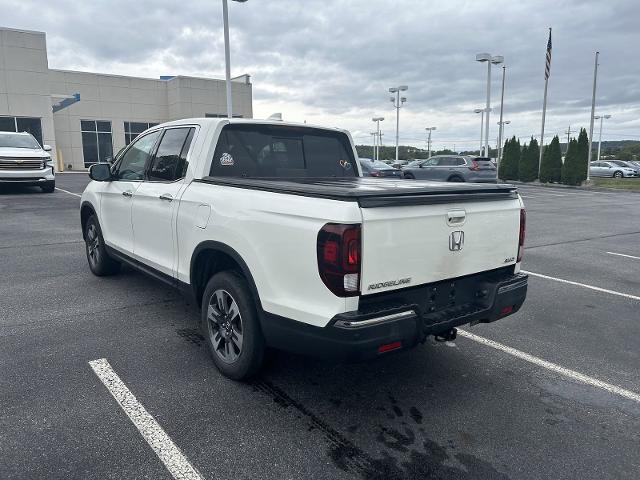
2 0 638 150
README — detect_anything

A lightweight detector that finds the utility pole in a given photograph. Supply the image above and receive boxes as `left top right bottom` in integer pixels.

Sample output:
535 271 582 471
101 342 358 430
370 132 377 159
565 125 573 152
594 114 611 161
425 127 436 158
586 51 599 181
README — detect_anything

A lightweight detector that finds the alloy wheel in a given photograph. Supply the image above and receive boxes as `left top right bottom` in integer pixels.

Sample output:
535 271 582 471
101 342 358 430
207 289 244 364
86 223 100 267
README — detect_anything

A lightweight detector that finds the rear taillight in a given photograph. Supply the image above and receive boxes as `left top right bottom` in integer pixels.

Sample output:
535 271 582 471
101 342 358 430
317 223 361 297
469 160 480 171
517 208 526 262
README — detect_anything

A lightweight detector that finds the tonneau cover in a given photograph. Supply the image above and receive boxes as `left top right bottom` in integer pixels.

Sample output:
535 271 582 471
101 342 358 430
196 177 518 207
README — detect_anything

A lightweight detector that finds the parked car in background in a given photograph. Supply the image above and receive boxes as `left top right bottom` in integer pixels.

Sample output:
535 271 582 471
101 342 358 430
403 155 497 183
627 160 640 170
0 131 55 192
391 159 409 169
359 158 403 178
609 160 640 174
590 161 638 178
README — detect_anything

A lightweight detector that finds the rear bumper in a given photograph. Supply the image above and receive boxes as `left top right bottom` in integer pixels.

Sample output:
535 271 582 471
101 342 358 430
261 269 527 361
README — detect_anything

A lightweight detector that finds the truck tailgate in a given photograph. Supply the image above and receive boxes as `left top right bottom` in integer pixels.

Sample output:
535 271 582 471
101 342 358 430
360 198 521 295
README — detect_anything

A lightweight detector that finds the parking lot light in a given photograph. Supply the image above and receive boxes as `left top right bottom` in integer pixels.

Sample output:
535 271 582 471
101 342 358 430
476 53 503 158
222 0 248 119
389 85 408 163
594 114 611 161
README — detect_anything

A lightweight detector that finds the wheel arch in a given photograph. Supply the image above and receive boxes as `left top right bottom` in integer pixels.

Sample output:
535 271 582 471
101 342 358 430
447 174 465 182
80 201 97 240
190 241 262 311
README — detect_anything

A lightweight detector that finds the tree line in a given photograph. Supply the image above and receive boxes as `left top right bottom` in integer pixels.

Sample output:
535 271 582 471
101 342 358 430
499 128 590 186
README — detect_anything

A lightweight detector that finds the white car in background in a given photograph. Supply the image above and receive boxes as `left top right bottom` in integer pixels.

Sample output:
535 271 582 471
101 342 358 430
0 131 55 192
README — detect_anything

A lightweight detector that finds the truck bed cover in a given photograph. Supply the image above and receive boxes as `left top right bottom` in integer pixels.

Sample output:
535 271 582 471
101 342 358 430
196 177 518 208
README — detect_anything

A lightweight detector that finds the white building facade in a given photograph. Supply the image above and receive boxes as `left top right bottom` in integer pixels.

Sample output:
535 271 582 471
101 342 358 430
0 27 252 170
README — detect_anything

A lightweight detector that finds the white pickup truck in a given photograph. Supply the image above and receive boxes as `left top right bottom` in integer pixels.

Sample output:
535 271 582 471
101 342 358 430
80 118 527 379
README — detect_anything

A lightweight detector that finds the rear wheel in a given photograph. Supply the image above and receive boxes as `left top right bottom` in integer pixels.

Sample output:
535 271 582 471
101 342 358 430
613 171 623 178
41 181 55 193
404 173 415 179
201 271 265 380
84 215 120 276
448 176 464 182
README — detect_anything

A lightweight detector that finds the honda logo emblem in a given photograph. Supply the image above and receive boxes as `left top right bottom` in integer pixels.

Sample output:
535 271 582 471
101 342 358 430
449 231 464 251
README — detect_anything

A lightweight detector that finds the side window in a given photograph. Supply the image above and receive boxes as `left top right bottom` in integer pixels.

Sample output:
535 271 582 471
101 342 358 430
114 130 161 180
455 157 466 166
147 127 194 182
423 158 439 166
435 157 452 166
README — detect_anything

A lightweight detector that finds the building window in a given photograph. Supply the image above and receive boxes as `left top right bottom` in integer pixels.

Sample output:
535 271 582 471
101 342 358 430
0 116 43 146
205 113 243 118
81 120 113 167
124 122 159 145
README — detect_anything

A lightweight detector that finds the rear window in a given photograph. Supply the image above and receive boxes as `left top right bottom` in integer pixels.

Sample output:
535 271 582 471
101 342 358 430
209 124 357 178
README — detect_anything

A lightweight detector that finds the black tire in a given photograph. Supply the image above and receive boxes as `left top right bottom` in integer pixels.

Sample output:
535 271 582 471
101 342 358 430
41 181 55 193
201 271 265 380
448 176 464 182
404 173 415 179
84 215 120 276
613 171 623 178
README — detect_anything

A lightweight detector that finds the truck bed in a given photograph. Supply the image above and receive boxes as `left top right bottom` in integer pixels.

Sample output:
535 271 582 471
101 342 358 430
195 177 517 207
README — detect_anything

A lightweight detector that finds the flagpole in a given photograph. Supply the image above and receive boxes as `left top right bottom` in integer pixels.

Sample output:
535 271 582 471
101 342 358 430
538 27 551 179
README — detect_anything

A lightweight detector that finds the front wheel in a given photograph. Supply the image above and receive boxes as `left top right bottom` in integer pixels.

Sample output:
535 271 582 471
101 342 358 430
448 176 464 182
201 271 265 380
404 173 415 179
613 171 623 178
84 215 120 276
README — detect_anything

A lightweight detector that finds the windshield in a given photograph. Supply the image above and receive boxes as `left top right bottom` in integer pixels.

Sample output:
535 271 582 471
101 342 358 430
0 133 41 149
210 124 357 178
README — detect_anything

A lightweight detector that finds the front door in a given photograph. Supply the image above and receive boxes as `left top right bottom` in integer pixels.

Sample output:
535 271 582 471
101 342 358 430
100 130 162 255
132 127 195 276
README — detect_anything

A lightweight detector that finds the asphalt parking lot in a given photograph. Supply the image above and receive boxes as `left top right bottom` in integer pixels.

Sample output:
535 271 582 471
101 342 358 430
1 174 639 480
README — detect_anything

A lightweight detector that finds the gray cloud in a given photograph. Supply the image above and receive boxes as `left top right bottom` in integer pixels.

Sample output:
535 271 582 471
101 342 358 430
2 0 638 149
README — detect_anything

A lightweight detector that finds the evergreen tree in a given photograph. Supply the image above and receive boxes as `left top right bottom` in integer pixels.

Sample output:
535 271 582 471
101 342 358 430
518 142 529 181
519 137 539 182
539 135 562 183
562 129 589 185
499 136 519 180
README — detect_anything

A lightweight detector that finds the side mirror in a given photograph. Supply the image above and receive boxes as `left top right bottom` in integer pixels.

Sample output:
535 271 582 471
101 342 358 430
89 163 112 182
43 144 52 151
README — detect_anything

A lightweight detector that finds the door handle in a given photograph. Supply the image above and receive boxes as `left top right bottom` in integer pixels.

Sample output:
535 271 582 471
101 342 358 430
159 193 173 202
122 190 133 197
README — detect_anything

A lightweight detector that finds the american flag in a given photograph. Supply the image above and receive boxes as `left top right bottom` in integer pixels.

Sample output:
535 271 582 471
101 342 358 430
544 28 552 80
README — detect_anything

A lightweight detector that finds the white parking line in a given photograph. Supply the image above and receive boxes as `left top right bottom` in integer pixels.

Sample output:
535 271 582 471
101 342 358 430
606 251 640 261
89 359 204 480
522 270 640 302
457 330 640 403
55 187 81 198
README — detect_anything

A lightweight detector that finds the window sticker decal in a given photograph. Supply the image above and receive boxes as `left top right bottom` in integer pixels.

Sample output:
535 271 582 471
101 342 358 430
220 152 234 166
339 159 352 170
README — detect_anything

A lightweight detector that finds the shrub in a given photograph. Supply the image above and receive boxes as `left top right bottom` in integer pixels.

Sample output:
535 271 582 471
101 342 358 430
561 129 589 185
539 135 562 183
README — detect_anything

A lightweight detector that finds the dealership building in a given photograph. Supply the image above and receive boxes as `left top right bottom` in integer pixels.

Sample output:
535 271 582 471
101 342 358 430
0 26 253 170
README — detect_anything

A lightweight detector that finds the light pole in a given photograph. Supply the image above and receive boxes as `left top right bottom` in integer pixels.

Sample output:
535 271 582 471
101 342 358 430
475 108 490 155
587 51 599 181
222 0 247 119
497 120 510 162
372 116 384 160
476 53 503 158
594 114 611 161
389 85 408 163
425 127 436 158
496 65 506 167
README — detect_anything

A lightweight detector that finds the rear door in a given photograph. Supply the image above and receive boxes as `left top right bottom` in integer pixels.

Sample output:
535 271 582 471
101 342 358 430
359 198 521 295
468 157 497 182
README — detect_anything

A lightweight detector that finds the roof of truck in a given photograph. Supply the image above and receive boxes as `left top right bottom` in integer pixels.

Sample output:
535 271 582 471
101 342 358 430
159 117 349 135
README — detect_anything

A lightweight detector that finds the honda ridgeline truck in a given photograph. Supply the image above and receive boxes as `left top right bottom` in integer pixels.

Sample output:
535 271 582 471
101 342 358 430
80 119 527 379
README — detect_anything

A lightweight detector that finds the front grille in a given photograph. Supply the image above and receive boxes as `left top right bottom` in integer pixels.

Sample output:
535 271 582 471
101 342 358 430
0 158 45 170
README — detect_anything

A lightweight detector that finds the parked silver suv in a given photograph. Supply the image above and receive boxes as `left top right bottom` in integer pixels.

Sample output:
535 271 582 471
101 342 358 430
402 155 497 183
0 132 55 192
